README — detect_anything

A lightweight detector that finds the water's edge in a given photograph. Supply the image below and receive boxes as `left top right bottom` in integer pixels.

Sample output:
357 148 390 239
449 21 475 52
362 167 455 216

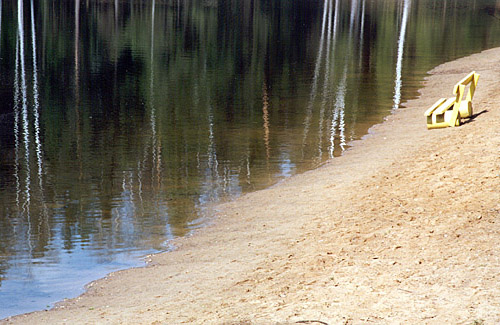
6 45 495 321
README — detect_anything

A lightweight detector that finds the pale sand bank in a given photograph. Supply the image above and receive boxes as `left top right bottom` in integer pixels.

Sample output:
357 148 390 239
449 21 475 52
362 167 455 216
3 48 500 324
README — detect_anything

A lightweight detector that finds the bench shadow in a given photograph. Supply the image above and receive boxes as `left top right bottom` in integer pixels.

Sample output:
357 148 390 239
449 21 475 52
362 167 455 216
462 109 488 125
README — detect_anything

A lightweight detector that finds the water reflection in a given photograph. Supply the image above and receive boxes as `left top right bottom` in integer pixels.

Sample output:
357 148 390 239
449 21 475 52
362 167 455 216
393 0 411 109
0 0 2 58
1 0 500 319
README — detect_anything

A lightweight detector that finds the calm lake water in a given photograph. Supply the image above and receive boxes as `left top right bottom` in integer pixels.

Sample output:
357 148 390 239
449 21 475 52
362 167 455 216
1 0 500 318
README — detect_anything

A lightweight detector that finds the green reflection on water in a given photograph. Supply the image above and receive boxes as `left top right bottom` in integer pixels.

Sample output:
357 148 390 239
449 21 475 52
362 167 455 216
0 0 500 318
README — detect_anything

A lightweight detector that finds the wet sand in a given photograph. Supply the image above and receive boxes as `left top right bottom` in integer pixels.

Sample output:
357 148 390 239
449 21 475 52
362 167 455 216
3 48 500 324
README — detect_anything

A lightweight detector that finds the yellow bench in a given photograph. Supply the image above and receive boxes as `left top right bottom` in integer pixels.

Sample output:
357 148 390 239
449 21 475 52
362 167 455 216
425 71 479 129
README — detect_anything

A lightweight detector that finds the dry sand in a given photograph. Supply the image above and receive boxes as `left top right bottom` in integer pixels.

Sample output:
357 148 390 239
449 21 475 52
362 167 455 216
3 48 500 324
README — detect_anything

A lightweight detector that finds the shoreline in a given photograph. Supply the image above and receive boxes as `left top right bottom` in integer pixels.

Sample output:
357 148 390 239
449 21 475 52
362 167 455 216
4 47 500 324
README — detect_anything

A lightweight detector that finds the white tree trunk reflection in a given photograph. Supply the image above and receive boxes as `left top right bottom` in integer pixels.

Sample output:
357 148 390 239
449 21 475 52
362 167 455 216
393 0 411 109
31 0 44 192
14 29 21 210
317 0 336 160
18 0 31 214
302 0 331 148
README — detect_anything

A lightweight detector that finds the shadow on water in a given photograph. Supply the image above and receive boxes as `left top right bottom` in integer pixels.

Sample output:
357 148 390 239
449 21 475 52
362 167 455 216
1 0 500 319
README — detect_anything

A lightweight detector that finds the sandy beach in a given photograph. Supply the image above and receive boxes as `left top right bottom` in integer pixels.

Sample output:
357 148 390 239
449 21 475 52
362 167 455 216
3 47 500 324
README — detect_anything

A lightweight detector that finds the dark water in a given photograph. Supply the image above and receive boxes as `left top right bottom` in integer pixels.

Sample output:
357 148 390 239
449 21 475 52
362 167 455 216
1 0 500 318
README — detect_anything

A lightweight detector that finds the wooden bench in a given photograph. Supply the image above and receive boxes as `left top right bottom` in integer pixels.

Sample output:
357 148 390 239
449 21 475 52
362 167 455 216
425 71 479 129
